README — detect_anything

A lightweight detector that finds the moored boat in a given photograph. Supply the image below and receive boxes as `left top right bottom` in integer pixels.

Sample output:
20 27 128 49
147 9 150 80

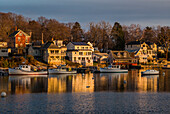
162 64 170 69
8 65 48 75
141 69 159 75
100 65 128 73
48 65 77 74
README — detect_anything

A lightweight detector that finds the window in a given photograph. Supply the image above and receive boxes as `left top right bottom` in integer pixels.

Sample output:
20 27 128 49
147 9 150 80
88 52 91 55
74 57 76 61
26 37 28 42
55 50 59 53
51 50 54 54
16 44 18 47
86 57 89 60
82 47 84 49
79 52 83 55
78 57 81 60
51 56 54 58
20 43 23 47
75 52 76 54
56 56 59 58
82 57 85 61
18 37 21 41
85 47 88 49
1 50 7 52
19 33 22 36
77 47 79 49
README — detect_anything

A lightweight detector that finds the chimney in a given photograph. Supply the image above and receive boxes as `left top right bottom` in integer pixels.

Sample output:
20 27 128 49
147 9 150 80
42 33 44 44
29 32 32 37
15 26 17 31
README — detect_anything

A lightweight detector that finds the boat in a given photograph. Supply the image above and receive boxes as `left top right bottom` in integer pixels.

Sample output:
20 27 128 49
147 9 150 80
8 65 48 75
48 65 77 74
100 65 128 73
141 70 159 75
162 64 170 69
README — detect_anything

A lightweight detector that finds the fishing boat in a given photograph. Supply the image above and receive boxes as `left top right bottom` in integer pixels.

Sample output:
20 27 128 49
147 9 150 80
141 69 159 75
8 65 48 75
48 65 77 74
100 65 128 73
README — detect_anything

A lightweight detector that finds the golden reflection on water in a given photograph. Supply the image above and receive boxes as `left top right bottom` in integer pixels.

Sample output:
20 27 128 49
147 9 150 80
0 69 170 94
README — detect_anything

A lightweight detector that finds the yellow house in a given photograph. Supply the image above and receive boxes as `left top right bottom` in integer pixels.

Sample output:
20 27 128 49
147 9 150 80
67 42 93 66
43 40 67 65
108 51 137 65
125 41 157 64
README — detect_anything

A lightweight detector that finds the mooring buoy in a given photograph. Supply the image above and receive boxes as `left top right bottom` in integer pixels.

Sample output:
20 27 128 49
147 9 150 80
1 92 7 97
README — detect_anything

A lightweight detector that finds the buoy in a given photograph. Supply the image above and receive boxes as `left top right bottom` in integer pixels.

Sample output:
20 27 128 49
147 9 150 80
1 92 7 97
124 80 126 84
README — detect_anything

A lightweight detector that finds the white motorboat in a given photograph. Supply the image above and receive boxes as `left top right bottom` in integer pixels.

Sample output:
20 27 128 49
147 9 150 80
48 65 77 74
8 65 48 75
141 70 159 75
100 65 128 73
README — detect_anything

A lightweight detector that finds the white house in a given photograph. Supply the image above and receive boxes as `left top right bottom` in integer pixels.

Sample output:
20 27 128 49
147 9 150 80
67 42 94 66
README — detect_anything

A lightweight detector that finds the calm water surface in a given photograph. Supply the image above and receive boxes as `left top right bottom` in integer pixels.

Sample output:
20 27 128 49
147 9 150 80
0 69 170 113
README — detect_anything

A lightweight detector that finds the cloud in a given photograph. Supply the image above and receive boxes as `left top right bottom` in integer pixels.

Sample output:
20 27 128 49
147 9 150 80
0 0 170 27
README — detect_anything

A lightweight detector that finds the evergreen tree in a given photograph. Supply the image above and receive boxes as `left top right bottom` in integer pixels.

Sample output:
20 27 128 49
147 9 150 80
71 22 84 42
110 22 125 50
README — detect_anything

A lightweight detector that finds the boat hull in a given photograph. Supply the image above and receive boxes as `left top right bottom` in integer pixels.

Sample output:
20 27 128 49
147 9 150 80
141 71 159 75
8 68 48 75
100 68 128 73
48 69 77 74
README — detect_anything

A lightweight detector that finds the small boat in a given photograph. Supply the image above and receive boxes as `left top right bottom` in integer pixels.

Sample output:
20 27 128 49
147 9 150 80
100 65 128 73
141 70 159 75
8 65 48 75
162 64 170 69
48 65 77 74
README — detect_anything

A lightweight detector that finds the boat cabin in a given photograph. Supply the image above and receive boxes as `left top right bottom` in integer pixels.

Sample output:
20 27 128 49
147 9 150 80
19 65 31 71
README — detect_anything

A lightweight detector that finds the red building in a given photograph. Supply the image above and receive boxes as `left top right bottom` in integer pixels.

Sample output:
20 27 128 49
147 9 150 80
9 29 31 54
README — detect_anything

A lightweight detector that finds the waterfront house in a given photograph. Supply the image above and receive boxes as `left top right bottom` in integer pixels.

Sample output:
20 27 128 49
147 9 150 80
28 41 42 59
125 41 157 64
66 42 93 66
93 53 108 64
42 40 67 65
0 42 11 57
9 29 31 55
108 51 137 65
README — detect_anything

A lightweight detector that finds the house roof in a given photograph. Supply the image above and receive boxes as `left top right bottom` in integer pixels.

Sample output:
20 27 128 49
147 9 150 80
43 41 66 49
126 41 141 45
94 53 108 57
9 29 30 37
71 42 88 45
126 41 153 46
110 51 132 59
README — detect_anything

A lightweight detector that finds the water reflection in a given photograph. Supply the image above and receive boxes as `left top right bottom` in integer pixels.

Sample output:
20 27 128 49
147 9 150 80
0 70 170 94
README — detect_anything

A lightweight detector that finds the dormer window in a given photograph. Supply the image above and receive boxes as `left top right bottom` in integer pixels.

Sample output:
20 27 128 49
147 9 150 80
19 33 22 36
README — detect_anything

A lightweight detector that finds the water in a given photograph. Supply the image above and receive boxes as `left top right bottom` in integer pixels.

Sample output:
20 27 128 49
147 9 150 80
0 69 170 113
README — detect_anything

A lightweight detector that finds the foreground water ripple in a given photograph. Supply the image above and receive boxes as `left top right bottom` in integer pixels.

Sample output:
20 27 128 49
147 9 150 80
0 92 170 113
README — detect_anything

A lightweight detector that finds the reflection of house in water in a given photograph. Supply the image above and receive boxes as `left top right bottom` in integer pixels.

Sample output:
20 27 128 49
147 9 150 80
72 73 94 92
0 77 11 93
9 77 48 94
47 73 94 93
95 73 128 91
48 76 68 93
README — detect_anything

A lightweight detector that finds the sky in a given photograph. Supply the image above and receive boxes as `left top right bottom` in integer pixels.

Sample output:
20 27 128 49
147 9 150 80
0 0 170 28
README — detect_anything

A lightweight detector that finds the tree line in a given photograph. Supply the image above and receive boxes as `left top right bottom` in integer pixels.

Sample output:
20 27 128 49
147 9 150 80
0 12 169 55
